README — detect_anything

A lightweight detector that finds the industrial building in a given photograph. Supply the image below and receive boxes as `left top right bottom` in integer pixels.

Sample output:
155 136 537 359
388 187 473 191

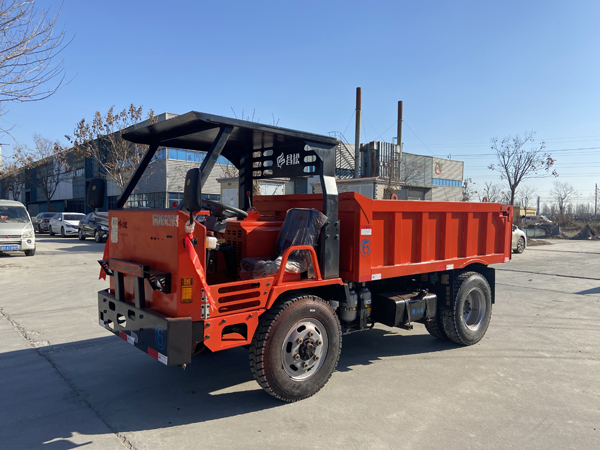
1 113 465 214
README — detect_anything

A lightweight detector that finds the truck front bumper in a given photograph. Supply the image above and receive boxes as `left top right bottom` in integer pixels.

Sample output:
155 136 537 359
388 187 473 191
98 289 195 366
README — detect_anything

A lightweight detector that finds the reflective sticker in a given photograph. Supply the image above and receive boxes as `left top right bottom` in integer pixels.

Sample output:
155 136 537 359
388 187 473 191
505 257 510 262
446 264 454 270
157 353 168 365
99 319 105 327
111 217 118 243
361 226 372 236
126 335 135 345
372 274 382 281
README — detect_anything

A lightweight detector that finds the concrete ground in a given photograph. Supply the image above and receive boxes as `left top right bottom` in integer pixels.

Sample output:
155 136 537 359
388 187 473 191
0 234 598 450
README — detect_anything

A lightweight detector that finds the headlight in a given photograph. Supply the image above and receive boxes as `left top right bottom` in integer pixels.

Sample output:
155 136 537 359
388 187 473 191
100 226 108 231
22 230 34 238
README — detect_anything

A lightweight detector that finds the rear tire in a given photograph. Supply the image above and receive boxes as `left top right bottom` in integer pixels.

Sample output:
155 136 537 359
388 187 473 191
249 294 342 402
78 229 86 240
441 272 492 346
425 314 448 340
515 237 525 254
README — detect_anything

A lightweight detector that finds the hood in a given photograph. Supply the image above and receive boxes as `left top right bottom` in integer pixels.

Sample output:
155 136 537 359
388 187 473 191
64 220 81 227
0 221 33 236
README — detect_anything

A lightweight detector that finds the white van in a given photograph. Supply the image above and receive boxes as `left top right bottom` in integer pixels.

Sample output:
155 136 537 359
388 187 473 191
0 200 36 256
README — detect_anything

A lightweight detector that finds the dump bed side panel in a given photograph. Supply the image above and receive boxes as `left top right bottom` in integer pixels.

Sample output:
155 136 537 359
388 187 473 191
254 193 512 283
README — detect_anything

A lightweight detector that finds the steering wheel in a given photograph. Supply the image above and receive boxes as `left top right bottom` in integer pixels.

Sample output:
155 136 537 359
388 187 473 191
201 198 248 219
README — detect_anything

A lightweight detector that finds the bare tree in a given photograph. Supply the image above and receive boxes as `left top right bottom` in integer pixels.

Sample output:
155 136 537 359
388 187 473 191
14 135 72 209
0 1 70 132
550 181 578 217
517 185 537 215
478 181 505 202
0 157 27 200
68 105 155 192
488 132 557 206
462 178 476 202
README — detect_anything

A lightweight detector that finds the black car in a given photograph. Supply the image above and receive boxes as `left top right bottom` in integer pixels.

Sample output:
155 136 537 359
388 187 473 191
33 212 57 233
78 212 109 242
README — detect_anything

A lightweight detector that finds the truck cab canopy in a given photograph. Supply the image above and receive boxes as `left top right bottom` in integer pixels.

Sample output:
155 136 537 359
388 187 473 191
122 111 339 171
120 111 341 279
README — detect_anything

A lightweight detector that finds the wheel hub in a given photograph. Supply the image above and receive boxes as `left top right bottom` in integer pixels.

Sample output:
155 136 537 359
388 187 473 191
281 319 328 380
462 287 486 331
298 339 316 360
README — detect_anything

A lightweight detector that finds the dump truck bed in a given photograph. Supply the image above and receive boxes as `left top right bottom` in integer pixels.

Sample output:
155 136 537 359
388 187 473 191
254 192 512 283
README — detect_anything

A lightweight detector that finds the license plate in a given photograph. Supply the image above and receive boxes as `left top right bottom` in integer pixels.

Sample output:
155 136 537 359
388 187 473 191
0 245 18 251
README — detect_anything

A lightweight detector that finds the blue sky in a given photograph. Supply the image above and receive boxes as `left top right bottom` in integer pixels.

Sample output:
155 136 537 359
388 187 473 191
3 0 599 207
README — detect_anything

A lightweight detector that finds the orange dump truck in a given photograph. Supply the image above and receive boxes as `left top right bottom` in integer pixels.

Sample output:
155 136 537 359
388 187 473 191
91 112 512 402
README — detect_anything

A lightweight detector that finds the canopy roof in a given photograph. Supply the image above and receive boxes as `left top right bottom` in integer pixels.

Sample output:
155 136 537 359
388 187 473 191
122 111 338 168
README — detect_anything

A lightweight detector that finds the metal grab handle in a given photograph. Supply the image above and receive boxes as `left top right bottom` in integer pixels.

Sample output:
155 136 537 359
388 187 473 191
275 245 322 285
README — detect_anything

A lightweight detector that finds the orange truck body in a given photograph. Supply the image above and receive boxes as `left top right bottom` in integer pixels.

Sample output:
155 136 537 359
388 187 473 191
100 193 511 362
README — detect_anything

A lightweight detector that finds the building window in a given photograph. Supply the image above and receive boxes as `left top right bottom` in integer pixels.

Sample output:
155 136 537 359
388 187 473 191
167 148 231 165
167 192 220 208
127 192 166 208
432 178 461 187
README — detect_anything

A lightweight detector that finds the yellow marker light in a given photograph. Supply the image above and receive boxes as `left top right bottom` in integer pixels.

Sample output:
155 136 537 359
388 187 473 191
181 278 193 303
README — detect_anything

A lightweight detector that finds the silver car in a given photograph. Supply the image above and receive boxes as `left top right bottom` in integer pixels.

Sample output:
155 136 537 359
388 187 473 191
48 212 85 237
0 200 36 256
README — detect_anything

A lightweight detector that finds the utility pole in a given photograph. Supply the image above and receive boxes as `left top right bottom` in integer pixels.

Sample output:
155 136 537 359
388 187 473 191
354 87 361 178
595 183 598 218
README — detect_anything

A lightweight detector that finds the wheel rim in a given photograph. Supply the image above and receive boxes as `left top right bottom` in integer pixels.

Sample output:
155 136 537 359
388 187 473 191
462 287 486 331
95 231 99 241
518 238 525 252
281 318 328 380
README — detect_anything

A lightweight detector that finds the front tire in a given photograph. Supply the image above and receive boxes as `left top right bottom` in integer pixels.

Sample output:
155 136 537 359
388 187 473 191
94 230 102 243
441 272 492 346
515 237 525 254
24 248 36 256
49 226 55 236
249 294 342 402
61 227 66 238
78 229 86 241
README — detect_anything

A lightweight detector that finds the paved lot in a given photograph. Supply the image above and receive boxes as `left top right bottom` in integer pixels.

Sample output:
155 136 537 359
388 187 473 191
1 235 599 450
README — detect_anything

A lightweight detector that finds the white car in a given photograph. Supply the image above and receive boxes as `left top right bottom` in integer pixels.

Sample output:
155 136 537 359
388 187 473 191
512 224 527 254
48 212 85 237
0 200 36 256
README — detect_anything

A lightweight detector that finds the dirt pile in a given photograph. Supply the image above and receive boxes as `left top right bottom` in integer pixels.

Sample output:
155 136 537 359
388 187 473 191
571 224 597 240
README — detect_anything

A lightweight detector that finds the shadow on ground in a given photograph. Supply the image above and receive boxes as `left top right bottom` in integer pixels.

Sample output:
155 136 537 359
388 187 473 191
1 328 455 447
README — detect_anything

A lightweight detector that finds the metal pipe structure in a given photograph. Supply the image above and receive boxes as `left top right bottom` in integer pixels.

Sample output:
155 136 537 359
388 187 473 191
397 101 403 181
354 87 361 178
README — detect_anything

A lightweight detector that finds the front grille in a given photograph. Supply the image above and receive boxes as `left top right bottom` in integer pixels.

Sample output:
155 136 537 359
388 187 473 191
0 235 21 239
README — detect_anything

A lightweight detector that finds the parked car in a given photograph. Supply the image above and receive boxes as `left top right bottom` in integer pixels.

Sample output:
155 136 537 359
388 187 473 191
512 224 527 254
48 212 85 237
78 212 109 242
33 212 57 233
0 200 36 256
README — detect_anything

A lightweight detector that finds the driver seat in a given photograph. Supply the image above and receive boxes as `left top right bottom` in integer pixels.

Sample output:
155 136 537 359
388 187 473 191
239 208 327 280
